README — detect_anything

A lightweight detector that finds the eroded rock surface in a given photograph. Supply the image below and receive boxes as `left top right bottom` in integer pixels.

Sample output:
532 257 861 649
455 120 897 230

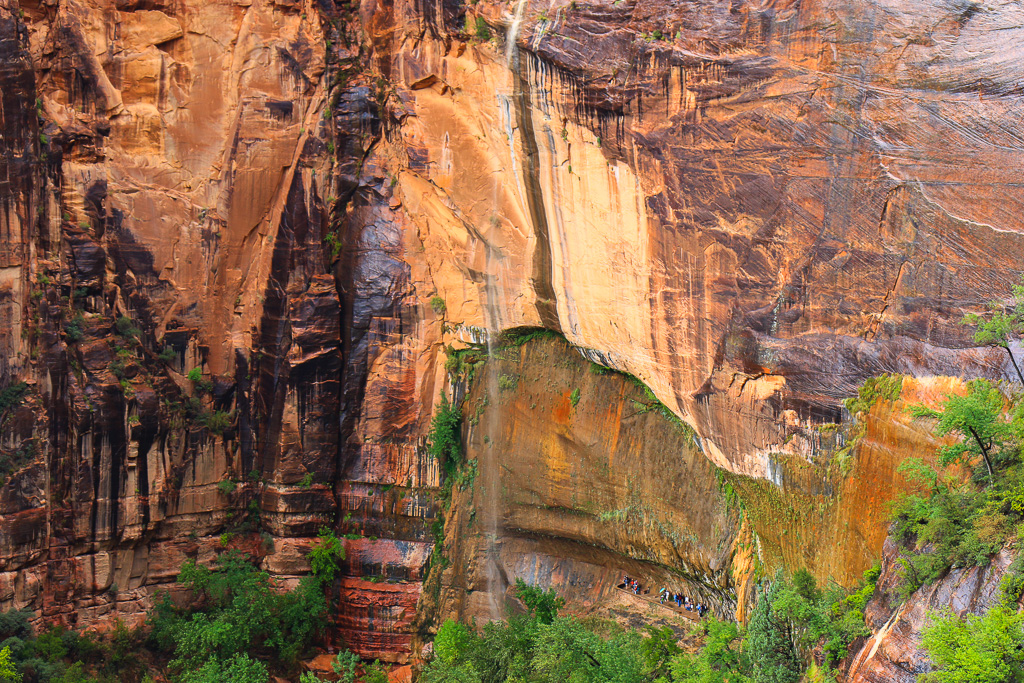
0 0 1020 668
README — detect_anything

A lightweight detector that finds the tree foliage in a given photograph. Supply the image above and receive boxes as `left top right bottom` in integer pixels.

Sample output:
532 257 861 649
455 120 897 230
148 551 328 681
747 581 800 683
0 646 20 683
920 605 1024 683
911 380 1015 482
428 397 463 476
962 277 1024 385
422 572 874 683
513 579 565 626
892 378 1024 596
309 527 344 584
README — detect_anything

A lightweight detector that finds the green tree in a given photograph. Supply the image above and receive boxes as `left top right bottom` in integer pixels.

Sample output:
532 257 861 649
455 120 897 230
434 621 475 666
531 617 644 683
889 460 998 596
420 620 484 683
963 278 1024 385
670 617 751 683
514 579 565 625
746 582 800 683
309 527 344 584
148 551 327 680
920 605 1024 682
0 645 20 683
638 625 680 680
911 380 1013 483
180 653 269 683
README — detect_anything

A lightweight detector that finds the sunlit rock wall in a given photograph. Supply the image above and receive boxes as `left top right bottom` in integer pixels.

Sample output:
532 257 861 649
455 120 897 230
374 0 1024 479
0 0 1021 666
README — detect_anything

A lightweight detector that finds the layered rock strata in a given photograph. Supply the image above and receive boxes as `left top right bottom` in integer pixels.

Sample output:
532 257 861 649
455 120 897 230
0 0 1020 667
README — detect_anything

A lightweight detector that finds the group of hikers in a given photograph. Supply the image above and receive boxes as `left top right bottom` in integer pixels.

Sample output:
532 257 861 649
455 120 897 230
620 575 709 618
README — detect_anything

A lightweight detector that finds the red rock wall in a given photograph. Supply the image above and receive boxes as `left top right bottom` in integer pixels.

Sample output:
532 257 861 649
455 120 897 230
0 0 1021 669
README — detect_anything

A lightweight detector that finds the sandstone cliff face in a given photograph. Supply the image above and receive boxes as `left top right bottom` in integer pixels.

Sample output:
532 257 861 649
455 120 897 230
846 539 1013 682
0 0 438 661
372 0 1024 479
0 0 1019 669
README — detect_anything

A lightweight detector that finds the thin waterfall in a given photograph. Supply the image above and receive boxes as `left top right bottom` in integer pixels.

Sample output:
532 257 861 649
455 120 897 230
505 0 529 67
480 219 507 623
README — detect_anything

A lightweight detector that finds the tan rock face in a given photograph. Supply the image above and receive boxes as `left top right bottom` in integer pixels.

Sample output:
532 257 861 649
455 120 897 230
0 0 1020 667
373 0 1023 476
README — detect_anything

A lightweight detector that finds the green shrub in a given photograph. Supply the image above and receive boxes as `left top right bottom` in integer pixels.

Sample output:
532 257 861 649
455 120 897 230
0 382 28 419
430 296 447 316
115 316 141 340
148 551 328 677
203 410 232 434
299 472 314 488
463 15 491 40
309 527 344 584
845 373 902 416
921 604 1024 683
433 621 473 666
159 346 177 363
513 578 564 625
324 232 342 260
427 397 463 476
498 374 518 391
331 649 360 683
217 480 237 496
670 617 749 682
569 387 581 407
65 313 85 342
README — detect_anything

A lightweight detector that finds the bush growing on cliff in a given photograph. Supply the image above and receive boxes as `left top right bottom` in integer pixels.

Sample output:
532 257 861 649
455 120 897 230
427 396 463 476
962 276 1024 385
844 373 903 417
115 316 141 341
890 379 1024 596
308 527 344 584
0 383 27 423
202 410 233 435
464 16 491 40
64 313 84 343
148 551 327 681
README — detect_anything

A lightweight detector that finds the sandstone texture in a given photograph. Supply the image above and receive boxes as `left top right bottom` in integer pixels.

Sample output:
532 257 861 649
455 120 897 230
0 0 1019 670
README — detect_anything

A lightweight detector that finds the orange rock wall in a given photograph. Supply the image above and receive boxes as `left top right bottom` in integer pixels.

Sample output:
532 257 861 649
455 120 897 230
0 0 1020 668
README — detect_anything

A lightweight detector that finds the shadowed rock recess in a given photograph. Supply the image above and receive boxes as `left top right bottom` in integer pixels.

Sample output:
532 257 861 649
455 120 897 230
0 0 1020 674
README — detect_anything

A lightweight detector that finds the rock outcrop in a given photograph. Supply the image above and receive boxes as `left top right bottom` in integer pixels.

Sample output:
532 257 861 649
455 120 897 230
846 538 1013 682
0 0 1020 669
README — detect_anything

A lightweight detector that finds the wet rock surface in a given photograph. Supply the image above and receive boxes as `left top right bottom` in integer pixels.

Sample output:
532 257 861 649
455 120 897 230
0 0 1018 669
